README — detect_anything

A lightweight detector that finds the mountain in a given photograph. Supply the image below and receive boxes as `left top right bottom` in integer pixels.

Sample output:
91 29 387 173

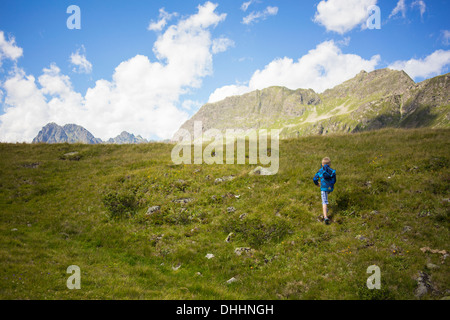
32 123 147 144
107 131 148 144
173 69 450 139
33 123 102 144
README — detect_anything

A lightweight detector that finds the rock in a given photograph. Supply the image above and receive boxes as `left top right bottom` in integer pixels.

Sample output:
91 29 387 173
195 272 202 277
225 232 234 242
11 228 18 232
227 207 236 213
402 226 413 233
235 247 254 256
173 198 194 204
172 263 182 271
226 277 238 284
426 263 440 270
415 271 437 298
60 152 82 161
214 176 235 184
249 166 275 176
146 206 161 215
205 253 214 259
420 246 449 263
239 213 248 220
190 227 199 234
21 162 40 169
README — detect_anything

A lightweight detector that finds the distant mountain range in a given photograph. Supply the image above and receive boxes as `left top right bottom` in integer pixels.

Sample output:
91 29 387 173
32 69 450 144
173 68 450 139
32 123 148 144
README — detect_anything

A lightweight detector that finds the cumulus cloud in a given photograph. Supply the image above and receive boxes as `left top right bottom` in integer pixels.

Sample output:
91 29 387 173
388 49 450 79
209 40 381 103
242 6 278 25
314 0 377 34
389 0 407 18
0 2 231 142
148 8 178 32
70 46 92 74
0 31 23 67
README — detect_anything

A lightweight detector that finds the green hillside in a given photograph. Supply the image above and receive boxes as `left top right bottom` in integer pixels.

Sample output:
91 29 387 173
1 128 449 299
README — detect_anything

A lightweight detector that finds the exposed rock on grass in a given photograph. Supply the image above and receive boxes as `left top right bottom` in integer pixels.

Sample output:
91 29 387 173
146 206 161 215
214 176 235 184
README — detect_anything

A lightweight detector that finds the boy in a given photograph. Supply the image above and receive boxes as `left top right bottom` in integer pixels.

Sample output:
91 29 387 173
313 157 336 225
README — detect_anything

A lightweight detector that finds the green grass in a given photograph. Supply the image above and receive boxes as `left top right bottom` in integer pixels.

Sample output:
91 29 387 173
1 128 449 299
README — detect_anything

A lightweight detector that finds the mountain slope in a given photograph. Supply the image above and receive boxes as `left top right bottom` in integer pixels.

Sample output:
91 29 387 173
173 69 450 139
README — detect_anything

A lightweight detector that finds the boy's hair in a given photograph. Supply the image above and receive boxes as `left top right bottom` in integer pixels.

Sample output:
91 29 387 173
322 157 331 165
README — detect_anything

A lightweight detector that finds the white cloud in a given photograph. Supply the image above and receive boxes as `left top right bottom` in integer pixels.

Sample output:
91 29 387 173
411 0 426 18
208 84 252 103
0 31 23 67
389 0 407 18
242 6 278 25
241 1 255 12
314 0 377 34
148 8 178 32
413 1 426 14
181 99 202 111
209 40 381 103
442 30 450 46
388 49 450 79
0 2 231 142
70 46 92 74
212 37 234 54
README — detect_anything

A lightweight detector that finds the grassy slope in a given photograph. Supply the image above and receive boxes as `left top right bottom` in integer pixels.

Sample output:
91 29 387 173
0 129 449 300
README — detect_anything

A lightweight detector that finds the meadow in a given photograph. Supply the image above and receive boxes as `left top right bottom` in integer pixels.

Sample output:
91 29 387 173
0 128 449 299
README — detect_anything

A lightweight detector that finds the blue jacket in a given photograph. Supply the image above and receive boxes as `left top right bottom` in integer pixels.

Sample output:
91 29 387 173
313 164 336 192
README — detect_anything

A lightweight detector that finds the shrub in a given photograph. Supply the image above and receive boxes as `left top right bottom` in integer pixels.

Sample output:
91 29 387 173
102 190 138 219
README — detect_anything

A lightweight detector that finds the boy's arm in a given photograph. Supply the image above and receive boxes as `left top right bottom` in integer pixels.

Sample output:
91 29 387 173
313 171 320 186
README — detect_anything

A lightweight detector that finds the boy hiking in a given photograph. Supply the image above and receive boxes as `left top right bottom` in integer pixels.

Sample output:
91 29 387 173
313 157 336 225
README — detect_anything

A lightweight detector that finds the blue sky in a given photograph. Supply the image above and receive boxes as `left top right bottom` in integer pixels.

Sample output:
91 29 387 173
0 0 449 142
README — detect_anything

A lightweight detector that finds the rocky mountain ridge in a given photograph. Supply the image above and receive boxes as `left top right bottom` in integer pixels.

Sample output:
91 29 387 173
32 123 148 144
173 68 450 140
